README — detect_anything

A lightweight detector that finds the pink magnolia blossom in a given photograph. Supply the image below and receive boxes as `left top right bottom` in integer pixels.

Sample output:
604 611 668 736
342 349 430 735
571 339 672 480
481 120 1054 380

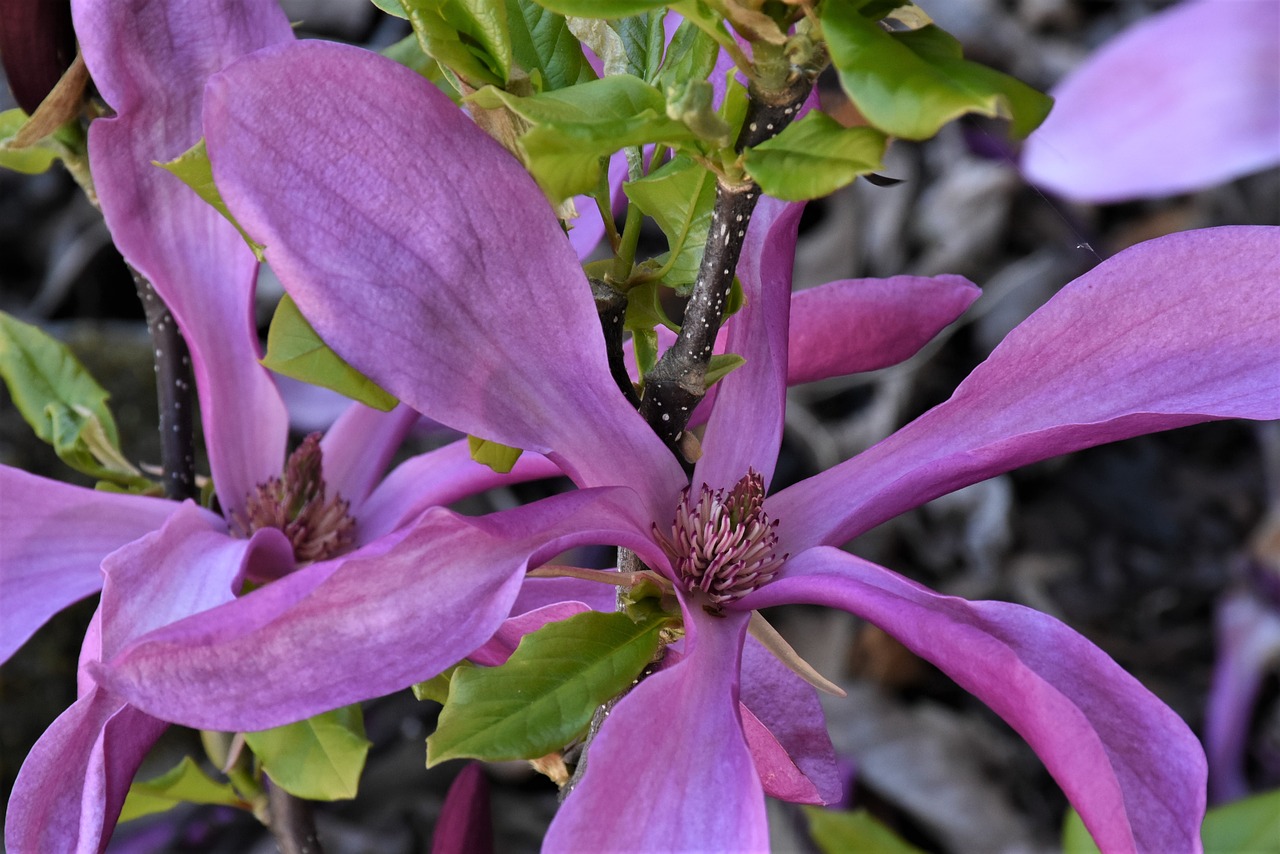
1 2 556 850
1022 0 1280 202
99 39 1280 853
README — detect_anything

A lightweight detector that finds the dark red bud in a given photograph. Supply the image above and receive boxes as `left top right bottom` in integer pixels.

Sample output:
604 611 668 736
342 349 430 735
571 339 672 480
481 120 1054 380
0 0 76 115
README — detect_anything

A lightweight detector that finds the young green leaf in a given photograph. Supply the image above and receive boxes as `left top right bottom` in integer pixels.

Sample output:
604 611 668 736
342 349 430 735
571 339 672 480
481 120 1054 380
624 154 717 287
822 3 1052 140
371 0 408 17
0 109 58 174
704 352 744 389
0 311 150 488
243 706 371 801
156 138 265 260
467 434 524 473
412 663 467 704
472 75 700 200
401 0 512 88
609 8 666 80
529 0 668 17
427 609 670 765
119 757 244 823
655 18 721 95
119 756 247 823
507 0 596 91
261 294 398 412
743 111 887 201
805 807 926 854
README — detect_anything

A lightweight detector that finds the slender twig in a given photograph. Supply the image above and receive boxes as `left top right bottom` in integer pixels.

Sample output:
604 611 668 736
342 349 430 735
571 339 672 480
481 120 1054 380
637 76 813 459
591 278 642 409
267 779 323 854
130 269 196 501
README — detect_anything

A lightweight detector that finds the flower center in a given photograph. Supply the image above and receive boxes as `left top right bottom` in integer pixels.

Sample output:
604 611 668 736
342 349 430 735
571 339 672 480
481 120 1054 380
654 469 787 616
231 432 356 563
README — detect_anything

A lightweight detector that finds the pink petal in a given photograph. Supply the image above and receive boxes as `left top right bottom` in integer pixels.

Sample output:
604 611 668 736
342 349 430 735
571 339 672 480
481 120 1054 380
431 763 493 854
72 0 293 514
1205 590 1280 804
1022 0 1280 202
100 488 663 731
787 274 980 384
740 635 842 804
545 609 768 852
354 439 563 544
770 227 1280 553
737 547 1207 854
97 501 292 661
320 402 421 509
204 40 684 520
696 197 802 491
0 466 181 663
4 687 166 854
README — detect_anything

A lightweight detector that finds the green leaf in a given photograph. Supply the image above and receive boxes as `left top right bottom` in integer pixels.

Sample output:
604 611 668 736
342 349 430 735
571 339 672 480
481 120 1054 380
805 807 926 854
704 353 744 389
1202 789 1280 853
243 706 371 801
507 0 596 91
655 18 721 95
744 111 887 201
1065 789 1280 854
0 109 58 174
529 0 668 16
412 664 465 703
402 0 512 87
471 76 700 201
156 138 265 260
261 295 398 411
624 154 717 287
427 609 670 764
822 4 1052 140
0 311 151 487
382 33 452 87
467 434 524 473
610 8 666 80
371 0 407 17
119 757 246 823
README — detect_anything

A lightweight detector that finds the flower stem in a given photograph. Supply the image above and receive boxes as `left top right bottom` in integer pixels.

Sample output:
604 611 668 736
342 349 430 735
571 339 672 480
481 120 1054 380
267 778 323 854
130 268 196 501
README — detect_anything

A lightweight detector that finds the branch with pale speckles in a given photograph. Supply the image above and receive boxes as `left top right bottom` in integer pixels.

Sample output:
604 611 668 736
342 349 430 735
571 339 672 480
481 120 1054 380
637 76 813 460
130 268 196 501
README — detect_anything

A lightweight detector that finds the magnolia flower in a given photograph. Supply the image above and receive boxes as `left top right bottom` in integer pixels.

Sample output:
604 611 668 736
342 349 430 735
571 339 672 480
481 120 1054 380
1022 0 1280 202
96 39 1280 853
2 3 555 850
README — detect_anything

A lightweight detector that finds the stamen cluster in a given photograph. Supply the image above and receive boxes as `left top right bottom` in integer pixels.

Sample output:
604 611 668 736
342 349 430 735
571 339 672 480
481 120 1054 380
231 433 356 563
655 469 787 615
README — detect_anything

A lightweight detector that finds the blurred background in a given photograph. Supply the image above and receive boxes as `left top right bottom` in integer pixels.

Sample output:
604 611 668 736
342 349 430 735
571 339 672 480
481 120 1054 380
2 0 1277 850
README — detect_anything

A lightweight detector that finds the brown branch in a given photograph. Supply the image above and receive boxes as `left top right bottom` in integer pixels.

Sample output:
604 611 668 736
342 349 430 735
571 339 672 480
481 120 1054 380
131 269 197 502
637 75 813 459
266 779 323 854
591 277 642 410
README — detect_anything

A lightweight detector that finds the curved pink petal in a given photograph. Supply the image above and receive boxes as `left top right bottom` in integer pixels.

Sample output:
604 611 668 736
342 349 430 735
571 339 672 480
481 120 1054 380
432 763 493 854
545 609 767 852
787 274 980 384
0 467 181 664
738 547 1207 854
354 439 564 544
770 226 1280 553
4 687 167 854
510 575 620 615
72 0 293 514
1205 590 1280 804
697 197 802 491
204 40 683 520
568 193 607 260
1022 0 1280 202
740 635 841 804
97 501 292 661
100 488 665 732
320 402 421 509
